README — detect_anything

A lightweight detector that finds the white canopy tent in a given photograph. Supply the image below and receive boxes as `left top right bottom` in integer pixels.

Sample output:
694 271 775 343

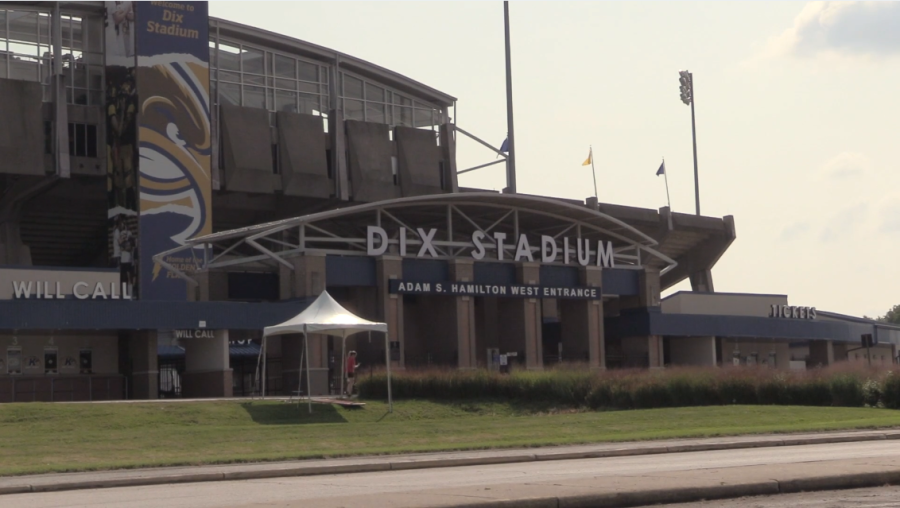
261 291 392 413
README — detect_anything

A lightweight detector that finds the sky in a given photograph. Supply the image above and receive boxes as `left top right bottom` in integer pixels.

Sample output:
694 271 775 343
210 1 900 319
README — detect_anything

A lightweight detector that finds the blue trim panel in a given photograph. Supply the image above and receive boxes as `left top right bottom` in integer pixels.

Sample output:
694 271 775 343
602 269 639 296
540 265 579 287
0 265 119 273
606 310 864 343
326 256 376 286
402 259 448 283
0 299 315 331
474 263 516 285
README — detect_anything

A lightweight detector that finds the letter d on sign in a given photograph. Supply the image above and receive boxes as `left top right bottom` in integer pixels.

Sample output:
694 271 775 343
367 226 389 256
541 235 558 263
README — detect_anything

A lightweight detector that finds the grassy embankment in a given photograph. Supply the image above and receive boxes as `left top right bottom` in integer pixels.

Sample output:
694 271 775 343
2 398 900 476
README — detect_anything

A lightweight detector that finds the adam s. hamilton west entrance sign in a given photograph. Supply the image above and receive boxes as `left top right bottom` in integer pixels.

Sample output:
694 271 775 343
389 281 602 300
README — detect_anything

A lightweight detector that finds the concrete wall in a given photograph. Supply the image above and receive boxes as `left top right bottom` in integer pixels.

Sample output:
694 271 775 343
475 297 500 367
662 292 788 317
276 111 332 198
395 126 443 197
0 333 118 375
668 337 716 366
346 120 398 202
0 78 46 176
721 339 792 369
403 295 458 366
0 267 120 300
845 344 895 366
220 104 274 194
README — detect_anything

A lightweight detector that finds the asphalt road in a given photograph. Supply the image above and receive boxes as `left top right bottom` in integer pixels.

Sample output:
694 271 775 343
7 441 900 508
656 486 900 507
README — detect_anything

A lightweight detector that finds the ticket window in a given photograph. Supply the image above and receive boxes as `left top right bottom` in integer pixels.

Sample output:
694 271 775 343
44 347 58 375
80 349 92 375
7 347 22 375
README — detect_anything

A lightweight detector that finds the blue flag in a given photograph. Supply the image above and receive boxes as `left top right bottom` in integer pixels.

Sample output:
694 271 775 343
496 137 509 160
656 161 666 176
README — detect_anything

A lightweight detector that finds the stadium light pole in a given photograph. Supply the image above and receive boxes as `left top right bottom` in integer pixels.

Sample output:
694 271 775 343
679 70 700 216
503 1 517 194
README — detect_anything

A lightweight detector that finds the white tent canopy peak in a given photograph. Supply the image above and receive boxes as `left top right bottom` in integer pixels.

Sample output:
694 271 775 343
263 291 387 338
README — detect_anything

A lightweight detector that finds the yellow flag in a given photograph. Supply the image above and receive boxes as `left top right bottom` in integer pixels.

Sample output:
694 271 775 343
582 149 592 166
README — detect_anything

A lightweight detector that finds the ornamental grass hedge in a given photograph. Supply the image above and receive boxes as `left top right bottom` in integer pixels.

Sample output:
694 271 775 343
357 363 900 410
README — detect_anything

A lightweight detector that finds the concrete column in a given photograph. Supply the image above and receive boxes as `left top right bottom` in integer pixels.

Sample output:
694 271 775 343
449 259 477 369
668 337 716 366
619 269 662 369
438 123 459 193
517 262 542 370
689 269 715 293
130 331 158 399
279 253 326 299
182 330 232 398
187 270 228 302
647 335 664 368
278 253 329 394
560 266 605 369
376 256 404 369
329 109 349 200
808 340 834 367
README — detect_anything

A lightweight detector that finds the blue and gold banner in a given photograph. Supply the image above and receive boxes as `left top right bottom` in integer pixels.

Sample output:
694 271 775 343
135 1 211 300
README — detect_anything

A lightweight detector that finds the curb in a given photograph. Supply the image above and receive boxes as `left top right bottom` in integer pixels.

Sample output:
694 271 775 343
3 430 900 496
439 471 900 508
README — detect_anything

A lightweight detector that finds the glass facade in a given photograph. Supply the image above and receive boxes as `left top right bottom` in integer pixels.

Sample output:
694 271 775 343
209 38 330 118
208 32 443 130
0 8 104 105
340 71 440 129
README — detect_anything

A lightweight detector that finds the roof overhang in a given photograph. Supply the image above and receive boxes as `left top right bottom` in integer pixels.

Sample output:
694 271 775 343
155 193 686 284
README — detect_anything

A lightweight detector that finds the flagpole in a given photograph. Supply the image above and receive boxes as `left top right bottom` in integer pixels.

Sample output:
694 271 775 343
503 1 517 194
662 157 672 211
589 146 598 201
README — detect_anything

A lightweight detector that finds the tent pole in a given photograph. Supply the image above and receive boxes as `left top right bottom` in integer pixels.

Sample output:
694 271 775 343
261 336 267 400
386 332 393 413
305 329 312 414
297 334 305 408
340 335 347 398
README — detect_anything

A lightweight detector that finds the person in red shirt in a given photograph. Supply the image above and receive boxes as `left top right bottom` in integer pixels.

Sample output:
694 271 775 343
345 351 361 397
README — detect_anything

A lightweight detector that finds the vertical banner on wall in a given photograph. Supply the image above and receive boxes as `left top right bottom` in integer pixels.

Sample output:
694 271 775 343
135 1 212 300
105 1 140 298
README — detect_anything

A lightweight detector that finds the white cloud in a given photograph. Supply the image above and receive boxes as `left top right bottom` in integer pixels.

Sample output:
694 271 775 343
761 2 900 60
778 222 811 242
817 152 871 180
818 202 869 243
873 194 900 234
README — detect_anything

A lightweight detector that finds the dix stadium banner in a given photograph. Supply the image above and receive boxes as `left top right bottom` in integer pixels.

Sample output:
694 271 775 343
135 1 212 300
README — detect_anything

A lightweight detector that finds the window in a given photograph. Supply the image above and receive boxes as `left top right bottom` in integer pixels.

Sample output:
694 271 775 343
0 9 103 105
208 37 329 117
67 123 97 157
339 71 441 130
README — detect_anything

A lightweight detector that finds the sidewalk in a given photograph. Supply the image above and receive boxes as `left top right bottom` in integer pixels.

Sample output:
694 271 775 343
2 428 899 497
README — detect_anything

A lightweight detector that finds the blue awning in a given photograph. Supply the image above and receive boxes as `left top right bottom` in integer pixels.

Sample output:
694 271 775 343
156 343 260 358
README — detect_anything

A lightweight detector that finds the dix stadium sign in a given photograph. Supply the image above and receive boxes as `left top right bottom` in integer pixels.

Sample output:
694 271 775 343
367 226 615 267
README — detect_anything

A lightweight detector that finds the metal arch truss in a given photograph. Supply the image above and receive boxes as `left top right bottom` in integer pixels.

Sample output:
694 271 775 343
153 194 678 286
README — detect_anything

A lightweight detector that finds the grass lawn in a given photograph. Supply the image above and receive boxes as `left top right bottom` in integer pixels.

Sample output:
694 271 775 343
2 399 900 476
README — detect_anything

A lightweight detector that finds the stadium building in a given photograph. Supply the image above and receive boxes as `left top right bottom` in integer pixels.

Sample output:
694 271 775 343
0 1 896 403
